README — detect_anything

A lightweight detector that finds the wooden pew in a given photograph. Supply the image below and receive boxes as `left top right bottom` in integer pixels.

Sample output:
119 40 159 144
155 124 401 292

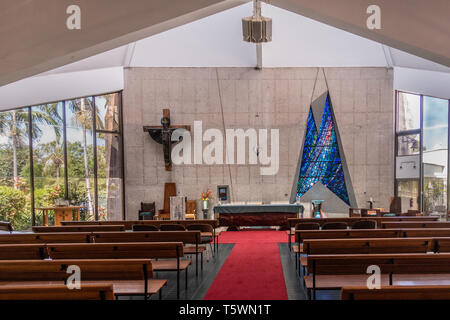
342 285 450 300
0 232 92 244
303 238 434 255
295 229 402 245
0 244 47 260
299 237 433 277
92 231 205 276
403 229 450 238
0 284 115 300
286 216 438 249
305 253 450 300
0 221 12 233
62 219 220 252
47 242 188 299
0 259 166 300
383 221 450 229
32 225 125 233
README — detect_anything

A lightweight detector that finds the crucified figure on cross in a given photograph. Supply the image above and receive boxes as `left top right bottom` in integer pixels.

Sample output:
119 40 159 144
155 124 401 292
143 109 190 171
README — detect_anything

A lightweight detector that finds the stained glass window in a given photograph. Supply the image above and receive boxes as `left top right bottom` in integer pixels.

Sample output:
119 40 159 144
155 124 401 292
296 95 350 205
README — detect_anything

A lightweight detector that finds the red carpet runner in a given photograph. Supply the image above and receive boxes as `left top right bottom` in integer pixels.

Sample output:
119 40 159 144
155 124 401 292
203 230 288 300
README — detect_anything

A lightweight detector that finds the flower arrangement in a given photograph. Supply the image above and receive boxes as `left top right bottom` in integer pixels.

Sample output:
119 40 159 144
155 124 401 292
201 189 213 201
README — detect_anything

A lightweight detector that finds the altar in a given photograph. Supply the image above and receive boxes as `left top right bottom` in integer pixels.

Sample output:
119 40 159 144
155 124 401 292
214 204 304 230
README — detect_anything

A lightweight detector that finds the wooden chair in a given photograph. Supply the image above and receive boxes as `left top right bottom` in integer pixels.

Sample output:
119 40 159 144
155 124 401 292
322 222 348 230
160 224 185 231
158 182 176 220
351 220 377 229
47 242 188 299
342 285 450 300
0 221 12 233
132 224 159 231
0 284 115 300
139 202 156 220
185 200 197 220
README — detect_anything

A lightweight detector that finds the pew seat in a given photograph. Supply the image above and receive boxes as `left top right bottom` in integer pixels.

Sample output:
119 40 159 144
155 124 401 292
0 280 167 298
0 284 114 300
342 285 450 300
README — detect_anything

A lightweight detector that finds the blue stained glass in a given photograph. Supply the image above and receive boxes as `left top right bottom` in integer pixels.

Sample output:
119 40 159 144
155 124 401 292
296 95 350 205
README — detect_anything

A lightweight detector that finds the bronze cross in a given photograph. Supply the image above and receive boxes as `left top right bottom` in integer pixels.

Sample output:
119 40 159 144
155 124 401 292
143 109 190 171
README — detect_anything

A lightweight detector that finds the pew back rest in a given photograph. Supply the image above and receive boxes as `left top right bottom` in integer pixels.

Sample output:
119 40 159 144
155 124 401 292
342 285 450 300
383 222 450 229
307 253 450 275
295 229 402 243
48 242 184 259
92 231 201 245
0 244 47 260
303 238 433 255
32 225 124 233
403 229 450 238
0 221 12 233
288 216 439 228
0 232 91 244
62 219 219 230
0 259 153 281
0 284 115 300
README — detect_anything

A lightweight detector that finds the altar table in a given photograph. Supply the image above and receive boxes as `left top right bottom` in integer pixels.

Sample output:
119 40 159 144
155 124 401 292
35 206 85 226
214 204 304 230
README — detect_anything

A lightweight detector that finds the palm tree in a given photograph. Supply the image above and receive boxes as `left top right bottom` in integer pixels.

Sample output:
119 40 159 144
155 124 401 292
41 141 64 179
0 105 61 188
68 98 103 218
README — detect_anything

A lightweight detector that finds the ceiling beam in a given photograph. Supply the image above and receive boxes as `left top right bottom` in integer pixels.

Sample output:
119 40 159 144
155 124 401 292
269 0 450 67
0 0 249 87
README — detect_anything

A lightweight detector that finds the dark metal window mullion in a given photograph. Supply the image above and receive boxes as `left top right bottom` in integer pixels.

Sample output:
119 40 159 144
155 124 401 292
28 107 35 226
419 95 424 212
118 91 126 220
62 101 69 200
92 96 99 220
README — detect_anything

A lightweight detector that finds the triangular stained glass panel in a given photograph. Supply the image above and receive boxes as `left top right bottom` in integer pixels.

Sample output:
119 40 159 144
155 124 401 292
296 95 350 205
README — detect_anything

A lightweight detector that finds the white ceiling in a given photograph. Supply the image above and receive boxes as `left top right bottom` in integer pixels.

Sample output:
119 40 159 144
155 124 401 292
38 2 450 75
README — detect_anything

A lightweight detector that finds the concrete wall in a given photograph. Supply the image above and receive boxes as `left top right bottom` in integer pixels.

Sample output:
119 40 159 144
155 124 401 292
122 67 394 219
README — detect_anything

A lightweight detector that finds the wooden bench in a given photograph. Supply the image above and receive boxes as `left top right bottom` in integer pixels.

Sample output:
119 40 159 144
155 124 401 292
0 221 12 233
403 228 450 238
62 219 220 252
0 232 92 244
383 221 450 229
47 242 188 299
92 231 205 276
299 237 434 276
286 216 438 249
0 284 115 300
306 253 450 300
0 259 165 300
32 225 125 233
0 244 47 260
342 285 450 300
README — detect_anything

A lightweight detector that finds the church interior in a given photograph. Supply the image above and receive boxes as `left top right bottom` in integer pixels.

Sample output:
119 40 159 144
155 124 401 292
0 0 449 303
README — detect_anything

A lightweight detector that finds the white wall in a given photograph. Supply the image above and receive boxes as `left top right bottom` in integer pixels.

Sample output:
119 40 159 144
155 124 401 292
394 67 450 99
0 67 124 109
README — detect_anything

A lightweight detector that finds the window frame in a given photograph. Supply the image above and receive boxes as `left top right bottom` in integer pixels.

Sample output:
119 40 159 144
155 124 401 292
0 90 125 226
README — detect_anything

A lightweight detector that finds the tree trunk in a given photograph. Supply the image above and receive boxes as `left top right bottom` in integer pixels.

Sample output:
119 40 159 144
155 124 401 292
81 99 94 218
11 111 18 189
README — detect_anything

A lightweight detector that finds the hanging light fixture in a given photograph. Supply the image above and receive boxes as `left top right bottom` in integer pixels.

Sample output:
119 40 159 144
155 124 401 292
242 0 272 43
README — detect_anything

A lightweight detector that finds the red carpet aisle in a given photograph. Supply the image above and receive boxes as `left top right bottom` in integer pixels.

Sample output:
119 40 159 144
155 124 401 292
203 230 288 300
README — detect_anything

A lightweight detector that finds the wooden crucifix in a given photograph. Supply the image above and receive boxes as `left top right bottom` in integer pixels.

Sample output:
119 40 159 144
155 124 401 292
143 109 190 171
